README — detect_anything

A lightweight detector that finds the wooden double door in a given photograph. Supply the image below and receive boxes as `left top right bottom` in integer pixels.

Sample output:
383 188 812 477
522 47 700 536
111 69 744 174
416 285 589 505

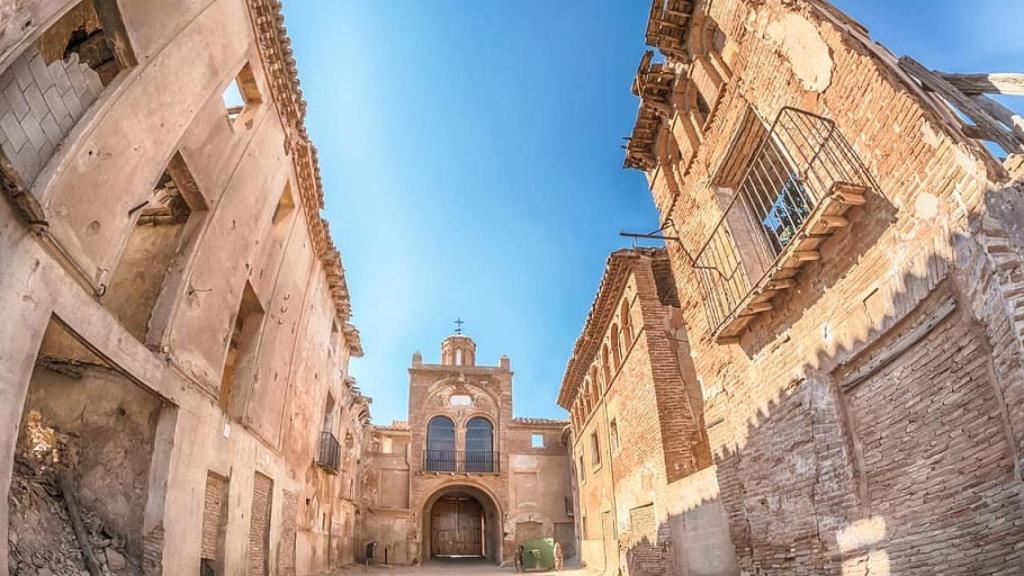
431 496 484 557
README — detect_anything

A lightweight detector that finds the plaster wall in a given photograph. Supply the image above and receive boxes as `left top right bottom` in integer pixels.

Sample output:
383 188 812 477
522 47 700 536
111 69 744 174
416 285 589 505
0 1 368 574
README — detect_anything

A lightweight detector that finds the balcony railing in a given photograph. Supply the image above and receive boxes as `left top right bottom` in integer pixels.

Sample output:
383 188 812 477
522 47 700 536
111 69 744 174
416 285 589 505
317 430 341 474
693 107 874 342
422 450 500 474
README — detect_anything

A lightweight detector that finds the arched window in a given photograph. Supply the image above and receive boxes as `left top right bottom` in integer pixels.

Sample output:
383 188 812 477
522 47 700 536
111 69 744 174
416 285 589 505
621 299 634 344
466 417 495 472
602 344 612 385
610 324 622 369
426 416 455 471
455 348 463 366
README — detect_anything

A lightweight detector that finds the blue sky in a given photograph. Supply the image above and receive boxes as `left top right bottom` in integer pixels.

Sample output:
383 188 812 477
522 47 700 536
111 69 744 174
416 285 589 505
282 1 1022 424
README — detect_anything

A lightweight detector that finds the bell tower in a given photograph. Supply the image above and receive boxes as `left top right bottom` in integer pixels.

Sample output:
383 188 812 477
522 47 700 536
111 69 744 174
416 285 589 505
441 333 476 367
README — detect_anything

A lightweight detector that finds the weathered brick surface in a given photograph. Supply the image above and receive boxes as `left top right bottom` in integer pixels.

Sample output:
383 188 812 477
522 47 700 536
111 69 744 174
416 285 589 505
559 250 717 574
248 472 273 576
201 472 229 562
616 0 1024 574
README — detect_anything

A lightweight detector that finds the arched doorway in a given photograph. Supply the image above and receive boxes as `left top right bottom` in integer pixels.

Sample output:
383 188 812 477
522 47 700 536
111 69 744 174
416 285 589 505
422 485 502 564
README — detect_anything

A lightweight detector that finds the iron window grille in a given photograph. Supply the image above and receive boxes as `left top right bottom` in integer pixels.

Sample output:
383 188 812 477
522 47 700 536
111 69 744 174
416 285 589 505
692 107 874 341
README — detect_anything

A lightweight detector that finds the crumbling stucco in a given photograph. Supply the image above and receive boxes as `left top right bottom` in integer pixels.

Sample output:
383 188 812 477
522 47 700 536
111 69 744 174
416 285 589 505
764 12 834 93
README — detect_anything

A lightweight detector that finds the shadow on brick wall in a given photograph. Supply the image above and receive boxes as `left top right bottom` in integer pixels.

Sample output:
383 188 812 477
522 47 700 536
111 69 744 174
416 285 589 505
621 233 1024 575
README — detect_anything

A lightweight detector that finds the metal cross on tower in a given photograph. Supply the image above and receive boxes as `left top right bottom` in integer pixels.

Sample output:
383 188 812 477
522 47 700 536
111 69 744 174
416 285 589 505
454 318 464 334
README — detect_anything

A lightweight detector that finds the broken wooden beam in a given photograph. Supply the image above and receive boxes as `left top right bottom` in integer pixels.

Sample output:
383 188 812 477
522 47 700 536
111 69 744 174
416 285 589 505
940 72 1024 96
900 57 1024 154
972 94 1024 143
61 472 103 576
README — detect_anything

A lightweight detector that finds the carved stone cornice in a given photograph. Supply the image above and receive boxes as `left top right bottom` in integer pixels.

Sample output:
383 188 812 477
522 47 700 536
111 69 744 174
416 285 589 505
246 0 361 355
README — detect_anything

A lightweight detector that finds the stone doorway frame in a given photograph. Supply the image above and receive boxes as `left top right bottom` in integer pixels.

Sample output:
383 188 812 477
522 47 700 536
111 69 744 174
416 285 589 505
420 484 503 565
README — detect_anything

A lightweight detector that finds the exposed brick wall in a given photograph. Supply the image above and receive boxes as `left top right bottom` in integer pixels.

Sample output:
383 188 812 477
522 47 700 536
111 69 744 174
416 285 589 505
0 44 103 187
624 0 1024 574
201 472 228 562
842 294 1024 574
276 489 298 576
248 472 273 576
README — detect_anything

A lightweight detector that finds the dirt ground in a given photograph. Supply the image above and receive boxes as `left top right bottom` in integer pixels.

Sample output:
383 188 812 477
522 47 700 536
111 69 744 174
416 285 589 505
329 558 593 575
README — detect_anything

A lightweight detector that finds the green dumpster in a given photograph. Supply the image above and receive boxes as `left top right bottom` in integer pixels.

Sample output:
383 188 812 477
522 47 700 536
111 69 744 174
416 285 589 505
515 537 564 572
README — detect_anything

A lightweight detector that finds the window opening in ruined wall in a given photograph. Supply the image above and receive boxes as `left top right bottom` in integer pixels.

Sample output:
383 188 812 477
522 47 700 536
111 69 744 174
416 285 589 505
693 106 873 339
0 0 136 193
219 281 266 418
223 62 261 130
590 431 601 469
103 153 207 345
531 432 545 449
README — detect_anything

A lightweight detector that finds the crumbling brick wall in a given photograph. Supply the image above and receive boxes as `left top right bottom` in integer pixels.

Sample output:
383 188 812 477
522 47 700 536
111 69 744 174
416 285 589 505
626 0 1024 574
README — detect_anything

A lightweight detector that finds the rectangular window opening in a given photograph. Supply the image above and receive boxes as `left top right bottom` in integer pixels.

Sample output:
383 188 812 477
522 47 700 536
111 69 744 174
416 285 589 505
223 62 262 129
531 432 545 449
590 431 601 468
219 281 265 417
103 153 206 344
271 184 295 238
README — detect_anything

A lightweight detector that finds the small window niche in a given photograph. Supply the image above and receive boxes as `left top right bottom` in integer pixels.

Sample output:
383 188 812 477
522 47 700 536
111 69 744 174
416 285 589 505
531 432 545 449
219 281 266 418
103 153 207 345
222 63 262 130
271 184 295 239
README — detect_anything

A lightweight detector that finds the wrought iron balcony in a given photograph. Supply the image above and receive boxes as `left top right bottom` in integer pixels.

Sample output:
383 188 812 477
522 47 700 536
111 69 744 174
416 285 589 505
422 450 500 474
317 430 341 474
693 107 874 342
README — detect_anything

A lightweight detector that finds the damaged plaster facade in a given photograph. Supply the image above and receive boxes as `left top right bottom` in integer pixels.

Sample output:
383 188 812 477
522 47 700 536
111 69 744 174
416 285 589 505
1 1 373 575
360 334 576 567
567 0 1024 575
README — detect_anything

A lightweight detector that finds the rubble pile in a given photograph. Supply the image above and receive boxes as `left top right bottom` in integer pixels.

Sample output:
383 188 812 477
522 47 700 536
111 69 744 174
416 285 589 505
7 411 137 576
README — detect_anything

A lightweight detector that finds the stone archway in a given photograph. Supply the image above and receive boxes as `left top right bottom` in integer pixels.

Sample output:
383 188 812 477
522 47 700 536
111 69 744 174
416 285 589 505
421 484 502 564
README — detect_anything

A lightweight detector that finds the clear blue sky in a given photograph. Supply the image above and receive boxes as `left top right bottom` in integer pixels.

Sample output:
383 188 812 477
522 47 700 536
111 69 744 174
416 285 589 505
282 1 1022 424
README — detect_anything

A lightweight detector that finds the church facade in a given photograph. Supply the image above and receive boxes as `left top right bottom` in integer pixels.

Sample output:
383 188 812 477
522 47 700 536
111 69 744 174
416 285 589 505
360 333 576 566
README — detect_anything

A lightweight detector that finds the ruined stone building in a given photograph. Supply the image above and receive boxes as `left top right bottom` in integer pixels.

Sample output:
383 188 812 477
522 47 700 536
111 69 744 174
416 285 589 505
360 333 576 566
0 1 373 574
558 248 737 576
561 0 1024 574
